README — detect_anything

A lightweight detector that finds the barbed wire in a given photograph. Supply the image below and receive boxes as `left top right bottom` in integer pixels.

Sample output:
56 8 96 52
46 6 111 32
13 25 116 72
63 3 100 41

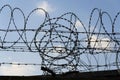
0 4 120 75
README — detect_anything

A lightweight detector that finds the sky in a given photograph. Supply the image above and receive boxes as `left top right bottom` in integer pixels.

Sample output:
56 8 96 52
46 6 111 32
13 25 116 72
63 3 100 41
0 0 120 76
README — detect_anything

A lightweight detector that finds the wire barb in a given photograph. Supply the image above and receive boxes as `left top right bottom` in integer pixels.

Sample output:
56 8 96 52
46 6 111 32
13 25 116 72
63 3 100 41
0 5 120 75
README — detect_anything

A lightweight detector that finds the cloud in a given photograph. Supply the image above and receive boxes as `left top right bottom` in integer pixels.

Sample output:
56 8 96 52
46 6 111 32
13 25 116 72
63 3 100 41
44 45 66 57
100 38 110 49
0 64 36 76
53 45 65 53
90 35 110 49
75 20 83 28
37 1 54 15
75 20 88 33
90 35 99 48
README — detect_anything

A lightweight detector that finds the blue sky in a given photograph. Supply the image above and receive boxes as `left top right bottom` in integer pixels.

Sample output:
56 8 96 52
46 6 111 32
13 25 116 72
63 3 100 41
0 0 120 76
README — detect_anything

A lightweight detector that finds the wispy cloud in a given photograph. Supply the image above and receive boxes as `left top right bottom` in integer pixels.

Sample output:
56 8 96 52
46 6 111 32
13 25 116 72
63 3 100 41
90 35 99 48
90 35 110 49
0 65 36 76
37 1 54 15
75 20 82 28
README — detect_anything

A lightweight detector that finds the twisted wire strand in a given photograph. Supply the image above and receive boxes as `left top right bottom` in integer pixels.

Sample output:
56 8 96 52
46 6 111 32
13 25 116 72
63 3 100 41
0 5 120 74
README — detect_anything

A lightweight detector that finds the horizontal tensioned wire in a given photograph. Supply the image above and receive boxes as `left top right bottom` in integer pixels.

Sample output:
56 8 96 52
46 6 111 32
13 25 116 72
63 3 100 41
0 5 120 74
